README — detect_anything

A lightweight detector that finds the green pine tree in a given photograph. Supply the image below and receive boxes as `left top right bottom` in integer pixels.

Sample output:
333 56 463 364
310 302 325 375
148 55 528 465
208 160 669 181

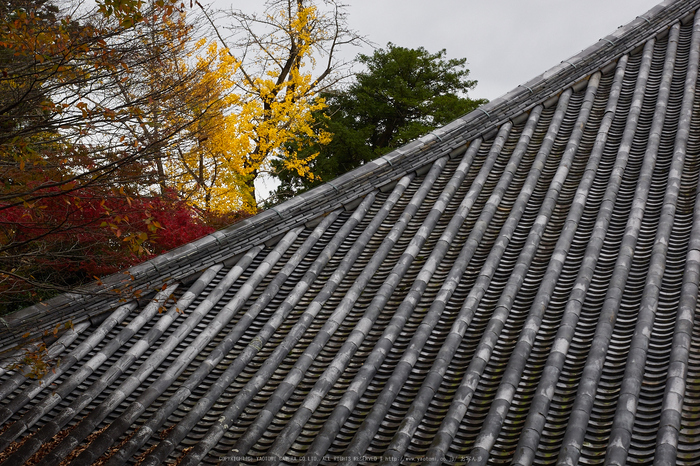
270 43 487 203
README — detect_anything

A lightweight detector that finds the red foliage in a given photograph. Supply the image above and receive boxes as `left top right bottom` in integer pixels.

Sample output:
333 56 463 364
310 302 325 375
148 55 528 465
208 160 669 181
1 187 215 280
149 195 219 254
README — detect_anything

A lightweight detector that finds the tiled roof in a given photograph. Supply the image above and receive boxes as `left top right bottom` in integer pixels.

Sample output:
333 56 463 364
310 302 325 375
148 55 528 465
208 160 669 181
2 0 700 464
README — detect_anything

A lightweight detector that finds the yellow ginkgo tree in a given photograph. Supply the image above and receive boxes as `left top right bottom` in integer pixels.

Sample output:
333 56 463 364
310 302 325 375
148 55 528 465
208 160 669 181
158 39 247 213
172 0 363 212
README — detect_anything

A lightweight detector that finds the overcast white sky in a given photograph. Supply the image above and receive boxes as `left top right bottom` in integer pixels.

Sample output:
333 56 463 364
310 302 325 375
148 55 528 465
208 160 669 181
211 0 663 101
338 0 664 100
207 0 664 199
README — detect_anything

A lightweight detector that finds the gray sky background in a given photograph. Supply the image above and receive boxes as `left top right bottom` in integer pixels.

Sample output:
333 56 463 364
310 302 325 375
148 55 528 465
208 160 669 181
213 0 663 101
208 0 664 199
337 0 663 100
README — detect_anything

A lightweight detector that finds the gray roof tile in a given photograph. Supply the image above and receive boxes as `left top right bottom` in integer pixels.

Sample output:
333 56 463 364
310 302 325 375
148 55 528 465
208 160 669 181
3 0 700 464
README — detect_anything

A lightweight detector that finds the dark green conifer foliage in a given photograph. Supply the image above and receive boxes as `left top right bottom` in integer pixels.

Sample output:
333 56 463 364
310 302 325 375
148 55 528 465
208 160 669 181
271 43 487 203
